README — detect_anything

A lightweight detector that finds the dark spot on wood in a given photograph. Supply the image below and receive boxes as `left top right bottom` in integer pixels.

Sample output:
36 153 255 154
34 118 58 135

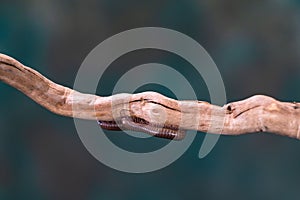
227 105 232 111
259 126 268 132
291 102 299 109
293 105 299 109
226 105 233 114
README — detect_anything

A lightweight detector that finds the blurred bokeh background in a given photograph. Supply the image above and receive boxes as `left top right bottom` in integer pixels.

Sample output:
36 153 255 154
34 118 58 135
1 0 300 199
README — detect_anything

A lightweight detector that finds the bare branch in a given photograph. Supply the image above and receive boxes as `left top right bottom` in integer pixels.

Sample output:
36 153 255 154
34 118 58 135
1 53 299 139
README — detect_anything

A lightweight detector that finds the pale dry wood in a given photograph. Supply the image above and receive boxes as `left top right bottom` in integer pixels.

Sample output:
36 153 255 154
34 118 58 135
1 53 300 139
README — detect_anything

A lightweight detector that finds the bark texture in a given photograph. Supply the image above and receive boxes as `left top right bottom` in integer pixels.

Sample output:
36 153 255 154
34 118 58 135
1 53 299 139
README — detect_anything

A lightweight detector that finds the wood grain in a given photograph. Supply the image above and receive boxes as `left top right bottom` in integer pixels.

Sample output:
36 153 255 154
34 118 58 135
1 53 300 139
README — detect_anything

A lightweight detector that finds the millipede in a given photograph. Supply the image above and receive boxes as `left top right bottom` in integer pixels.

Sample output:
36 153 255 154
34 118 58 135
98 115 186 140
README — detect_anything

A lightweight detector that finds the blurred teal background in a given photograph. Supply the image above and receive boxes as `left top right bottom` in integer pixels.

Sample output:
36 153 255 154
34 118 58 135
1 0 300 199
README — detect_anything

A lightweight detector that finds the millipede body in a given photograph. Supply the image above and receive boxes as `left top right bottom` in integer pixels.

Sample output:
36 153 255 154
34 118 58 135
98 115 186 140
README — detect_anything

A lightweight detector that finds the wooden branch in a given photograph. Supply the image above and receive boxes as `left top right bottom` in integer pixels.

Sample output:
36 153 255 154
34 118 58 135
0 53 299 139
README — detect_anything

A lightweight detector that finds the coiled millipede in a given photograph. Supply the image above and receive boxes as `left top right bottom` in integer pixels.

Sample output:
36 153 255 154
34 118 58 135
98 114 186 140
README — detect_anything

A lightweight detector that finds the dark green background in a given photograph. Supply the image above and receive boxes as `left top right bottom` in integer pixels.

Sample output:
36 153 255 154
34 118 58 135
1 0 300 199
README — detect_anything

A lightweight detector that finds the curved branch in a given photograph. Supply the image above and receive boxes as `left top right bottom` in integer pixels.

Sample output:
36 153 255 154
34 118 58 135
0 53 299 139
